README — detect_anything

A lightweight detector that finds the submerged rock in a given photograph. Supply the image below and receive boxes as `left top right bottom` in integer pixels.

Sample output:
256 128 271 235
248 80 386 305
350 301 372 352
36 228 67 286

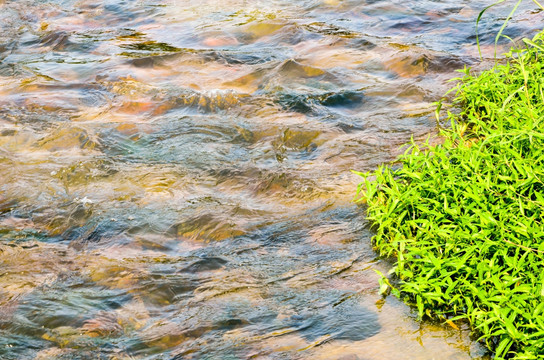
36 126 99 152
180 257 228 273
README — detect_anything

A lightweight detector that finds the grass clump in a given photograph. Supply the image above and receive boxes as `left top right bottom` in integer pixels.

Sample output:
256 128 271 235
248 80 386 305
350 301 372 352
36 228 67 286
354 30 544 359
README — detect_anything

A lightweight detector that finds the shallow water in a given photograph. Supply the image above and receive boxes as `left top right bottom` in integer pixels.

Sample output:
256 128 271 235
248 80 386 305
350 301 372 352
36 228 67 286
0 0 542 359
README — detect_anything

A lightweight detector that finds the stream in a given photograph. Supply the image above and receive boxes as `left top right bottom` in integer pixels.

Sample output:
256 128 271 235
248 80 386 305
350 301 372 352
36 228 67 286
0 0 542 359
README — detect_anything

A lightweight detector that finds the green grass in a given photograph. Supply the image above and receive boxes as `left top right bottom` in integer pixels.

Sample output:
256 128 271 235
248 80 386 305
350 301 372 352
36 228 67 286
354 30 544 359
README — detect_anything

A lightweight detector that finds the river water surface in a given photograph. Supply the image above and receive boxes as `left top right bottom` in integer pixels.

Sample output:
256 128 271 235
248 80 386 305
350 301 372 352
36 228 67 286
0 0 542 359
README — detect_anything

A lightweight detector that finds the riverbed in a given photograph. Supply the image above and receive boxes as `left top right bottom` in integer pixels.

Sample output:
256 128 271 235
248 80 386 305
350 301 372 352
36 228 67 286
0 0 542 359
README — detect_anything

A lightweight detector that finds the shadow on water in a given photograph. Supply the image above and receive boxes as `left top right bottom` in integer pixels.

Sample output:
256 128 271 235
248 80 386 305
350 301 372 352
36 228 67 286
0 0 539 358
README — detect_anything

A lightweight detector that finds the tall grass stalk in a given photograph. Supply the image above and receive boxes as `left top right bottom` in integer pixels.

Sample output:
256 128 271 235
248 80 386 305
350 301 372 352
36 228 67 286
476 0 544 58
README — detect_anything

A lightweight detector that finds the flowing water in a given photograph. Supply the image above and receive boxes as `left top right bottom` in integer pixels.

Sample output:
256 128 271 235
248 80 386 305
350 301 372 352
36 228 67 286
0 0 542 359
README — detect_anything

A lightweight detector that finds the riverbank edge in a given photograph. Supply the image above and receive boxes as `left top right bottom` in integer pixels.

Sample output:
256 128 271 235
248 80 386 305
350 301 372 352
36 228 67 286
354 30 544 359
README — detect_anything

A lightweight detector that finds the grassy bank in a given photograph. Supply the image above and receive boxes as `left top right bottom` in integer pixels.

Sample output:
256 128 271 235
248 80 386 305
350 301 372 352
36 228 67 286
354 30 544 359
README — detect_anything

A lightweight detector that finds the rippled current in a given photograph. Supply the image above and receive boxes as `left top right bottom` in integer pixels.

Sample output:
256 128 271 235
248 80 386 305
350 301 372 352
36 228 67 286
0 0 542 359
